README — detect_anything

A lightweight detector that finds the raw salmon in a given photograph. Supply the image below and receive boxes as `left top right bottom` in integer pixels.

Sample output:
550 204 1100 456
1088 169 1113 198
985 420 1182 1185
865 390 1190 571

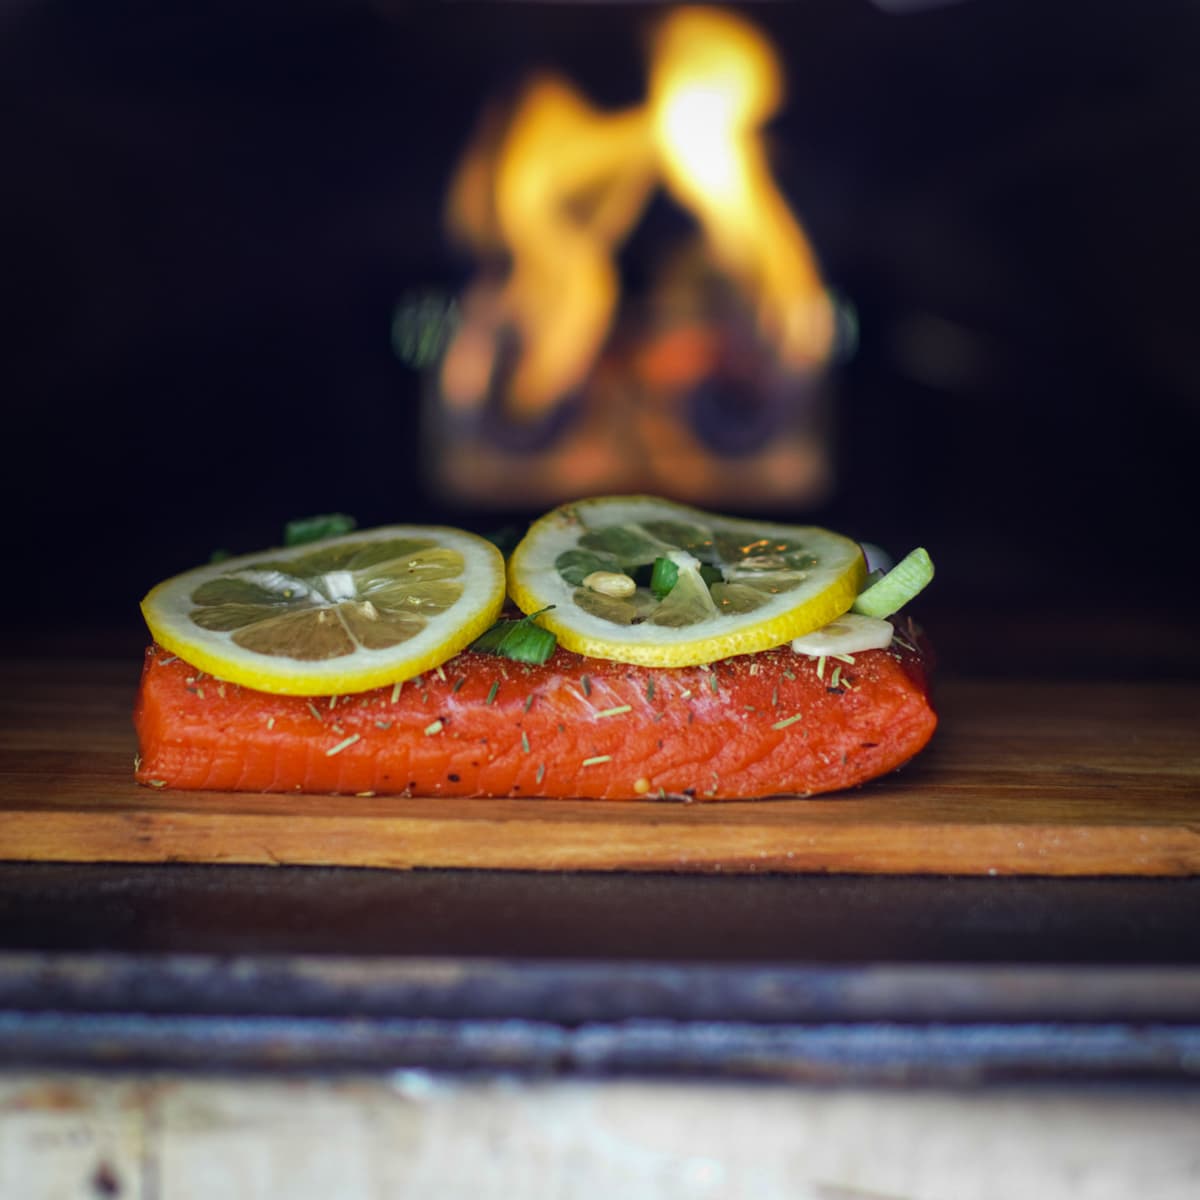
133 624 936 800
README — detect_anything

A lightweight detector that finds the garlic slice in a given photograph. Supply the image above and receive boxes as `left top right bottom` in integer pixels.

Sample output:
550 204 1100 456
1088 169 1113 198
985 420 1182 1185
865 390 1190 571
791 612 894 657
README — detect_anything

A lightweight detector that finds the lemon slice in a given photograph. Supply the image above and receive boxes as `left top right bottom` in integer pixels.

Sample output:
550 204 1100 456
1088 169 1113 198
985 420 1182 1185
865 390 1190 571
507 495 866 667
141 525 506 694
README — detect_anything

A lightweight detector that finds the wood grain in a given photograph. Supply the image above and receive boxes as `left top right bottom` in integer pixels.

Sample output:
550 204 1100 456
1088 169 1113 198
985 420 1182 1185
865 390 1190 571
1 659 1197 875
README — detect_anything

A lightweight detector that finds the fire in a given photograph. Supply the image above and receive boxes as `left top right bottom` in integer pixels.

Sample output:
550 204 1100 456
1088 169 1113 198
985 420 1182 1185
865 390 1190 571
441 6 833 420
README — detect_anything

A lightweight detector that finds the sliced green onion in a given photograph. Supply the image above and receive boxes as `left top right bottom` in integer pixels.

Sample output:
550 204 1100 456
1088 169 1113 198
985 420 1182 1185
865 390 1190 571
284 513 357 547
650 556 679 599
471 607 558 665
852 548 934 619
483 524 522 556
391 292 459 369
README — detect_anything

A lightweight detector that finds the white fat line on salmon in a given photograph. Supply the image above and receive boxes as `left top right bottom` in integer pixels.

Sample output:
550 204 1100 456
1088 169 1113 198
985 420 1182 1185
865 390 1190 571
325 733 361 756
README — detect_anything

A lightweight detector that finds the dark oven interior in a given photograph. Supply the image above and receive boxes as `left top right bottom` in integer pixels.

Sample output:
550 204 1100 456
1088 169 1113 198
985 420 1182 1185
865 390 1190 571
4 0 1197 670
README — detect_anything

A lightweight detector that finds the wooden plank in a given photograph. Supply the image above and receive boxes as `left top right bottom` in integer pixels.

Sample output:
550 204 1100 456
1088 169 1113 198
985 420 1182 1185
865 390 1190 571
1 660 1198 875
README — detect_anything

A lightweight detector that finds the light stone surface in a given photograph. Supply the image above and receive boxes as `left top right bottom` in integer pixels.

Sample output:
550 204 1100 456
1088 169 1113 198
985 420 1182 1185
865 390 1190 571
2 1073 1199 1200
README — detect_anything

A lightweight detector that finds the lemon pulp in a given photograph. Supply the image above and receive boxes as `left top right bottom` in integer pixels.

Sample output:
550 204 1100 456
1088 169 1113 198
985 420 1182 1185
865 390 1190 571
507 496 866 667
141 525 506 694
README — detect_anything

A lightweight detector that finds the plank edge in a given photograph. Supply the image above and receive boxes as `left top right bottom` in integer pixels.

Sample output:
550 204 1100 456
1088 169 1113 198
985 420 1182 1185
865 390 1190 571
4 810 1198 877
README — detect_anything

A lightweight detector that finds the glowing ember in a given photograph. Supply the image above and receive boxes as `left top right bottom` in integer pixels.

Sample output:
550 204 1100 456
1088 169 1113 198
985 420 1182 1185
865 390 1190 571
440 6 833 422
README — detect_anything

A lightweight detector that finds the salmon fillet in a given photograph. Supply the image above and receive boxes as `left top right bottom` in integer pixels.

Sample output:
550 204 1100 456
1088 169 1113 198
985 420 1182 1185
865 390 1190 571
133 626 936 800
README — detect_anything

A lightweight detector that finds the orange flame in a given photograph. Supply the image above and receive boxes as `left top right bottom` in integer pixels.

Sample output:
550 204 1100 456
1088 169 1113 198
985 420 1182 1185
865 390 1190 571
441 7 833 420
